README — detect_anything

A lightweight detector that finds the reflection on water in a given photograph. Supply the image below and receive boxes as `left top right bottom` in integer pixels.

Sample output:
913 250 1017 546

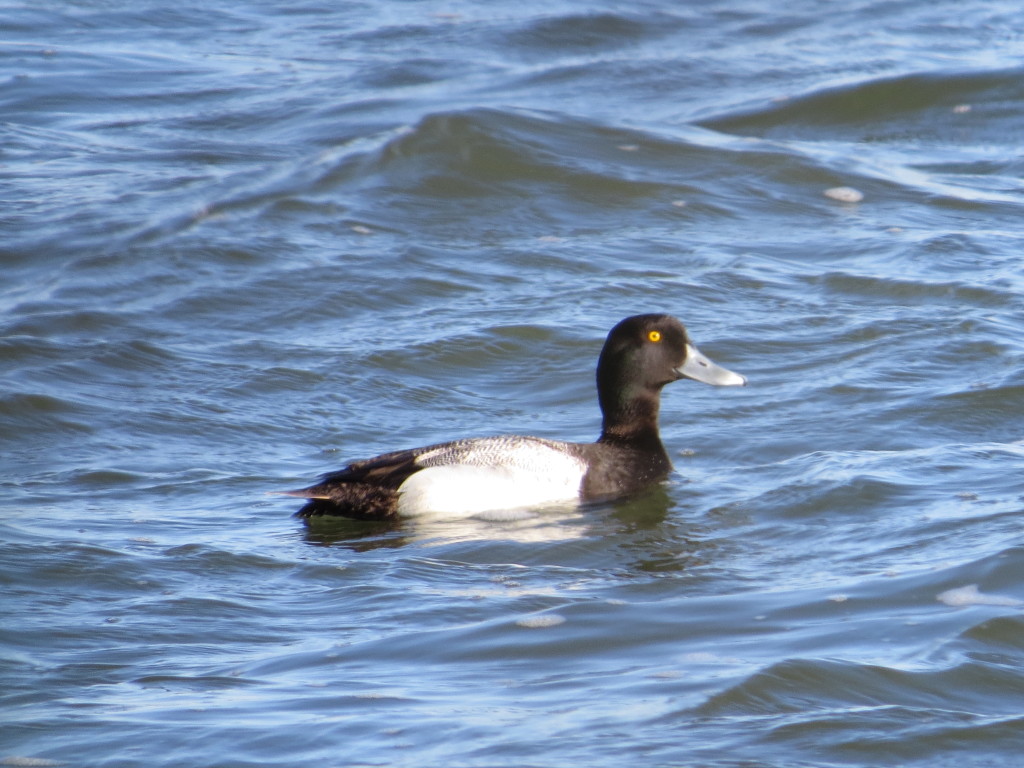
299 485 674 549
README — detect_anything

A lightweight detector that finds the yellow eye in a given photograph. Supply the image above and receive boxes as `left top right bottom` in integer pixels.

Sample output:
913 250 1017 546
648 330 662 343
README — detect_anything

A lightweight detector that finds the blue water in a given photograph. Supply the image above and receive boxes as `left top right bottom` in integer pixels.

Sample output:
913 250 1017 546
4 2 1024 766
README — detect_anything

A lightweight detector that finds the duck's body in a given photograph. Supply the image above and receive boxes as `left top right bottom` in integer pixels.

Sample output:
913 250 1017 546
291 434 671 519
286 314 745 520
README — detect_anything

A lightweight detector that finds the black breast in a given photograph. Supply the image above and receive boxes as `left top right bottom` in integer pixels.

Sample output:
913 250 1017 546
577 441 674 500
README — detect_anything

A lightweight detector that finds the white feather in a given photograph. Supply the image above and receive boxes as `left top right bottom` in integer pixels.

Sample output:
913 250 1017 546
396 446 587 518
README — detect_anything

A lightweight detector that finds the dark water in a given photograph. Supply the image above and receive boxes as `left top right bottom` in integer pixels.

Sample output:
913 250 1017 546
4 2 1024 766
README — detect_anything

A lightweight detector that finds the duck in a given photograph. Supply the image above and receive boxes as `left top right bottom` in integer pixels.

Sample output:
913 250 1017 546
285 314 745 520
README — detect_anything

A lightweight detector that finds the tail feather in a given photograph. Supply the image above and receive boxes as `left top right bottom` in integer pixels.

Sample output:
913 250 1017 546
272 488 333 500
284 482 402 520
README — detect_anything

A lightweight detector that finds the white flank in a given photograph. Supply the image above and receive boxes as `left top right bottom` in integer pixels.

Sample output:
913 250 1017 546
396 447 586 518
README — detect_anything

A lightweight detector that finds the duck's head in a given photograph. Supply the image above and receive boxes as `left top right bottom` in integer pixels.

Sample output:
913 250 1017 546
596 314 745 438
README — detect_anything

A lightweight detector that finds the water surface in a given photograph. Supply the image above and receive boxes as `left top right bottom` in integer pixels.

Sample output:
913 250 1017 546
3 1 1024 766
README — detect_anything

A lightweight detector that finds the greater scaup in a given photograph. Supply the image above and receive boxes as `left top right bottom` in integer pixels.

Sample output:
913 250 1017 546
286 314 745 519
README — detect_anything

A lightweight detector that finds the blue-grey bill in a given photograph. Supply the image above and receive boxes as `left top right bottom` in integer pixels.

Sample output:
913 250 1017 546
677 343 747 386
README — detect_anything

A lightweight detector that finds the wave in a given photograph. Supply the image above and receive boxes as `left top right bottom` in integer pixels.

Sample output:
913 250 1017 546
697 67 1024 143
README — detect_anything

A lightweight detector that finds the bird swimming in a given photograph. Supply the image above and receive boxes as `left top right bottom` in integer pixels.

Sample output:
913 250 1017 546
285 314 745 520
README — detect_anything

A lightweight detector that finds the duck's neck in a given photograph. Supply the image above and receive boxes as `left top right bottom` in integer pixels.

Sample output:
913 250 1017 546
598 386 668 453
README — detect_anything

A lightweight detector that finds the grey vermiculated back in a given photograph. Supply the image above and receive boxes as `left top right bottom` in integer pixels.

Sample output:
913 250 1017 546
413 435 587 472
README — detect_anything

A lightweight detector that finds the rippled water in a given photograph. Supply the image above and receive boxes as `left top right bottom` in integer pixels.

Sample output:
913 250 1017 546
4 1 1024 766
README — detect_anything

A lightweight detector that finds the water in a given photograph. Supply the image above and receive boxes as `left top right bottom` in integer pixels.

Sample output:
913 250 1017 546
3 1 1024 766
